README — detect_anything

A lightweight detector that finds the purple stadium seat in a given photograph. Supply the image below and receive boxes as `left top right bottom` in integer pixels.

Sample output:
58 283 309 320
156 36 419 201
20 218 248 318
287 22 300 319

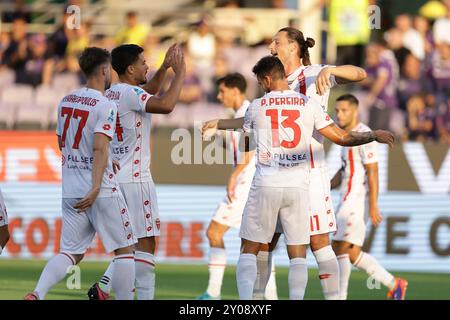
0 85 34 128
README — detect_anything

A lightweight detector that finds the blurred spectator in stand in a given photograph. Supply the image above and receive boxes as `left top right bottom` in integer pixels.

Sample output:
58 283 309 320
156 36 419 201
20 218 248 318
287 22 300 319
436 96 450 144
164 49 203 105
187 18 216 92
328 0 372 67
63 21 91 75
3 16 28 66
429 42 450 105
144 34 168 72
5 33 52 87
405 94 436 141
115 11 150 46
66 21 91 58
433 0 450 46
398 52 426 111
395 14 425 61
2 16 52 86
208 54 230 102
1 0 31 23
47 9 71 65
360 42 400 132
414 15 434 57
0 32 11 68
384 28 411 71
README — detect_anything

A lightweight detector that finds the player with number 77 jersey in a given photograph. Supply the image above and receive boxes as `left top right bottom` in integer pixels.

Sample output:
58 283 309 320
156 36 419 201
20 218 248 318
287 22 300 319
25 47 136 301
201 56 395 300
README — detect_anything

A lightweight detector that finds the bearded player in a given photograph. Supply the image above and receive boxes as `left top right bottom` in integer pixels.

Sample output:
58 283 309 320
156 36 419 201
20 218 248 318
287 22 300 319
222 27 368 300
331 94 408 300
201 55 395 299
87 43 185 300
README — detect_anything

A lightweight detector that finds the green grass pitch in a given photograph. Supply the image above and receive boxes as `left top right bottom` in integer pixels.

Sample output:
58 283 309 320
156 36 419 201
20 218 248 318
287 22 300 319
0 259 449 300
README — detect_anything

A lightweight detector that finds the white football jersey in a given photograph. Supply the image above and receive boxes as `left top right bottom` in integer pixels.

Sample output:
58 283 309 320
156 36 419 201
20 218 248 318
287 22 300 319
243 90 334 188
56 88 119 198
287 64 337 168
339 123 378 200
106 83 153 183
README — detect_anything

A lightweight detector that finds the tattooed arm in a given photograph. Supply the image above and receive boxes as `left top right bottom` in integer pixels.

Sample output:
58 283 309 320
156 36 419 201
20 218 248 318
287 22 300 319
319 123 395 147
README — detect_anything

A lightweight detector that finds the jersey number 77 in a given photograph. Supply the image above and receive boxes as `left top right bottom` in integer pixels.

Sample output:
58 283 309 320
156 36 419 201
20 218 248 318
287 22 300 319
60 107 89 149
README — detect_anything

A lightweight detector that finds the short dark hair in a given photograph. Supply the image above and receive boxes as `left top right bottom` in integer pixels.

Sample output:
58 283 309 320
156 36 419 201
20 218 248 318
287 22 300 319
217 73 247 93
78 47 111 77
336 94 359 106
111 44 144 75
252 56 285 80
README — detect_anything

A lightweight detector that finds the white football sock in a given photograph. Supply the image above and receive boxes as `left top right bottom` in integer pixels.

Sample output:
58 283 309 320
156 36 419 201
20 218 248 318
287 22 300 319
98 260 114 294
34 252 75 300
236 253 257 300
112 254 135 300
354 252 395 290
253 251 270 299
0 245 3 255
206 247 226 297
337 254 351 300
288 257 308 300
265 255 278 300
313 245 340 300
135 251 156 300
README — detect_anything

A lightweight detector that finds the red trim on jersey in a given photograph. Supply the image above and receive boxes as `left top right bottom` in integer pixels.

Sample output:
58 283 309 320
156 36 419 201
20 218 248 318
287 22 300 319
61 252 76 265
135 258 155 267
309 144 315 168
344 148 355 201
298 70 306 95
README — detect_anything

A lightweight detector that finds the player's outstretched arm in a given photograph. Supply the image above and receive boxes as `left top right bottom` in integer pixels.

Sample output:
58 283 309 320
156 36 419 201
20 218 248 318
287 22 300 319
316 65 367 95
201 117 245 139
319 123 395 148
141 43 177 95
74 133 110 212
145 45 186 114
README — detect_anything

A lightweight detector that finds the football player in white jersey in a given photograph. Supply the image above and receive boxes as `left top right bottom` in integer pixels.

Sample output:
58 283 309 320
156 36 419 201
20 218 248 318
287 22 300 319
87 44 185 300
25 47 137 300
197 73 278 300
202 56 395 299
0 187 10 256
257 27 368 300
330 94 408 300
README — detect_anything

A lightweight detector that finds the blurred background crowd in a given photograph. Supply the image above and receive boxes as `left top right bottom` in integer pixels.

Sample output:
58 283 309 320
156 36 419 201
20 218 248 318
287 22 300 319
0 0 449 144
